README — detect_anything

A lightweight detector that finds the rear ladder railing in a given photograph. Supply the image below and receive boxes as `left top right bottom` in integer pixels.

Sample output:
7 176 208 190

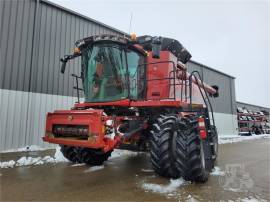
188 71 216 127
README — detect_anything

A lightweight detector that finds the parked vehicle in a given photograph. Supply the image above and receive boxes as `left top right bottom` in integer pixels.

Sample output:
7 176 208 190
43 34 219 182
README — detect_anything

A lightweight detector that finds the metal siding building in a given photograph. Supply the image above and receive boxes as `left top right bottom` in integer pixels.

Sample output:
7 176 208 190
0 0 237 151
0 0 125 151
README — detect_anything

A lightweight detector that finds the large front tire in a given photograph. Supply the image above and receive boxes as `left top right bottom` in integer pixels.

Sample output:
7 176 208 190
150 115 180 178
175 126 212 182
149 115 212 182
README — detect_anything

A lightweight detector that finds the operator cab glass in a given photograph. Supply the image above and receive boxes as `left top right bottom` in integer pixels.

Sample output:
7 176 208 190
81 42 145 102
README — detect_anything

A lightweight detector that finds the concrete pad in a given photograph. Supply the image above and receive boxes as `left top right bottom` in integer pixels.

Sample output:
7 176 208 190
1 139 269 201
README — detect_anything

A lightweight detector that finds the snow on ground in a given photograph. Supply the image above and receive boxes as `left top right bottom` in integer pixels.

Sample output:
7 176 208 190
141 168 154 173
186 194 197 202
1 145 49 153
110 149 139 159
218 134 270 144
0 160 16 168
141 178 185 194
210 166 225 176
140 166 224 196
0 146 68 168
54 146 68 162
0 147 139 169
236 197 267 202
84 165 104 173
71 163 85 167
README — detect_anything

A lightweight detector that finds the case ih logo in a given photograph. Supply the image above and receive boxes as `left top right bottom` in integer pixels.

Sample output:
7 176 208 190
67 115 73 121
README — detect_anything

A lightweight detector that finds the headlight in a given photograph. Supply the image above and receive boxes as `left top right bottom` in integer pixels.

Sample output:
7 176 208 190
106 120 113 126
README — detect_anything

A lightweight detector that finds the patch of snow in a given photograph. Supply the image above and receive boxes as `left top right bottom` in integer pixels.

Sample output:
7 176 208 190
0 146 68 168
16 157 43 166
110 149 139 159
1 146 140 169
0 160 16 168
210 166 225 176
219 134 270 144
15 155 57 166
84 165 104 173
0 156 56 168
71 163 85 167
142 178 185 194
53 146 68 162
0 148 140 169
1 145 49 153
42 155 56 163
186 194 197 202
141 168 154 173
239 197 267 202
226 187 244 193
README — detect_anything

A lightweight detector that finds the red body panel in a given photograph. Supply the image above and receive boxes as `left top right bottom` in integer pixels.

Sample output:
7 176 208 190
43 110 120 152
144 51 210 107
146 51 176 100
75 100 195 108
75 99 131 108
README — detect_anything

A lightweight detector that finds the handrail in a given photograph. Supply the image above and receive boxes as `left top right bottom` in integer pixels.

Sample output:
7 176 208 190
71 74 83 103
137 60 178 100
189 71 216 126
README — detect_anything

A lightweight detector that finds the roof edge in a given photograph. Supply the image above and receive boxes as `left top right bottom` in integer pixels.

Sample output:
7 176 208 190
41 0 129 36
237 101 270 110
189 60 236 79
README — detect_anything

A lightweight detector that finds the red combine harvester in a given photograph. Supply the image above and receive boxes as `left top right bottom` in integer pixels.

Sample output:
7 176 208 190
43 34 219 182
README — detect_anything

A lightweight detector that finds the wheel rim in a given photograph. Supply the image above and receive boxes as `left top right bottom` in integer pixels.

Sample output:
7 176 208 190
200 140 206 170
214 142 218 156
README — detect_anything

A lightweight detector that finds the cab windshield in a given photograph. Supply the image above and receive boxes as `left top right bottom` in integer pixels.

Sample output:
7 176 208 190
81 42 144 102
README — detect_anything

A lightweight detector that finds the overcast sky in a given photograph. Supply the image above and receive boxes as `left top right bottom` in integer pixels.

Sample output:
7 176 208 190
51 0 270 108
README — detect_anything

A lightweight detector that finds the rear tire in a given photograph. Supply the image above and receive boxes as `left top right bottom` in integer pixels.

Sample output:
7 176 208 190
80 148 112 166
60 145 81 163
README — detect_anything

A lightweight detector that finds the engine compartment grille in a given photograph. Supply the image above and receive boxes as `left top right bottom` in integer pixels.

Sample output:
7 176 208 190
52 125 89 140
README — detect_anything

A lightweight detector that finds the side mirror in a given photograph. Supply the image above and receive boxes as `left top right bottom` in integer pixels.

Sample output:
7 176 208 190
60 53 80 74
211 85 219 98
152 37 162 59
60 60 67 74
61 62 67 74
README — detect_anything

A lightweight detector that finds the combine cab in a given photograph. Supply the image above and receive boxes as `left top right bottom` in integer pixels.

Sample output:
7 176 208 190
43 34 219 182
